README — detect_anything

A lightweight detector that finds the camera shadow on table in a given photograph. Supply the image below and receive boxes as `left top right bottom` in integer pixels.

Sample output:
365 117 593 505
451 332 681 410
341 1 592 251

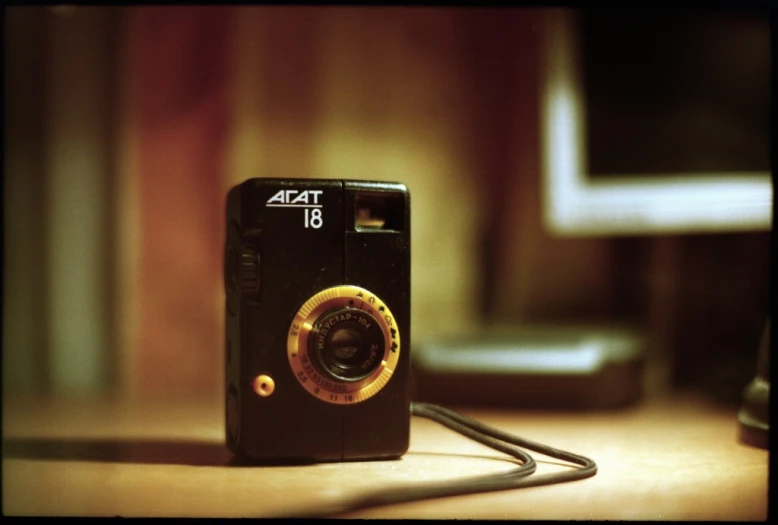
2 437 394 468
3 438 575 470
2 437 234 467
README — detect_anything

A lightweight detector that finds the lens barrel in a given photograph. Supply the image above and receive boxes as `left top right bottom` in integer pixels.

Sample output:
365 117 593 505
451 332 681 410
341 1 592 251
287 285 401 405
310 308 385 382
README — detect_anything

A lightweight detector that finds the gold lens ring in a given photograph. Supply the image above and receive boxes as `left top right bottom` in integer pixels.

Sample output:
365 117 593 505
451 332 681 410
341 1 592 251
287 285 400 405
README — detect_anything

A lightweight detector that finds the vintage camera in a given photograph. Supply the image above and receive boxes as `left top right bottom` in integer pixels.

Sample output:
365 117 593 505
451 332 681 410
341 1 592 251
224 178 411 462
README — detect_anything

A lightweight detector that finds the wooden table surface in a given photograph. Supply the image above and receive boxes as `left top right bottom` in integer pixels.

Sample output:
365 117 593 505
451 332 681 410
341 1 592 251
2 392 768 519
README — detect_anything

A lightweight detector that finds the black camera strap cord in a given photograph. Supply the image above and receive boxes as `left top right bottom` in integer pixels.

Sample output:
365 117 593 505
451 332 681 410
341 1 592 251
280 402 597 518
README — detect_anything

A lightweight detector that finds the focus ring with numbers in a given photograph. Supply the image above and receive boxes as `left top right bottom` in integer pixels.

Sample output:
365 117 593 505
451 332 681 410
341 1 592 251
287 285 401 405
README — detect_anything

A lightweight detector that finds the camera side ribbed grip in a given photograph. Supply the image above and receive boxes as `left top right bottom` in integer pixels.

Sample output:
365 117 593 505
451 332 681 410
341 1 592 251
239 245 260 294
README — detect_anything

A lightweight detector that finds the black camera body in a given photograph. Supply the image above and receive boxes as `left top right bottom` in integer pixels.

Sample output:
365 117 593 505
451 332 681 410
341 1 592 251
224 178 411 463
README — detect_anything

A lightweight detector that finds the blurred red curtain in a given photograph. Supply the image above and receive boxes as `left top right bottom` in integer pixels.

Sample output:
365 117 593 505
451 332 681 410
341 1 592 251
128 7 232 399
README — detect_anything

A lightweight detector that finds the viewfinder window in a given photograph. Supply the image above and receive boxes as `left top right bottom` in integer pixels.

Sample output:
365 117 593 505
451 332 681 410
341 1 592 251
354 192 405 231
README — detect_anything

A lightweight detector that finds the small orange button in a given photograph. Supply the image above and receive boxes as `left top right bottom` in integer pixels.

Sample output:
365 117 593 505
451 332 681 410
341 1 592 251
253 375 275 397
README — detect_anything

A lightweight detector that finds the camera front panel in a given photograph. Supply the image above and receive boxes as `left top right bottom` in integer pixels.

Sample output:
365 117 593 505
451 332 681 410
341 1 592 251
342 181 411 459
225 179 410 462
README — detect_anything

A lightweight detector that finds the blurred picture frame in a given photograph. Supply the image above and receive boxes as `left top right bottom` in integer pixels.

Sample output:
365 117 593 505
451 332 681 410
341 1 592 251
540 9 772 237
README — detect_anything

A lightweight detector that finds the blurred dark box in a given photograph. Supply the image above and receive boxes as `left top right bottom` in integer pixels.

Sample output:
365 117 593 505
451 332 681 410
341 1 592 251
412 325 645 409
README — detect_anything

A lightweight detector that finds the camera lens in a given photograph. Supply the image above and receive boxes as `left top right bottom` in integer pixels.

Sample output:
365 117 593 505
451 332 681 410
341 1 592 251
329 326 363 362
310 308 385 382
288 285 402 405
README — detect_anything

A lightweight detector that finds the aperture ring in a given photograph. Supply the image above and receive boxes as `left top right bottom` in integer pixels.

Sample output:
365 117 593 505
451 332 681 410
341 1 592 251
287 285 401 405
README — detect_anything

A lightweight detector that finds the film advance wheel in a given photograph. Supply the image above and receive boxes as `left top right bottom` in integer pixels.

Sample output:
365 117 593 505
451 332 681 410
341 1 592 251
287 285 401 405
